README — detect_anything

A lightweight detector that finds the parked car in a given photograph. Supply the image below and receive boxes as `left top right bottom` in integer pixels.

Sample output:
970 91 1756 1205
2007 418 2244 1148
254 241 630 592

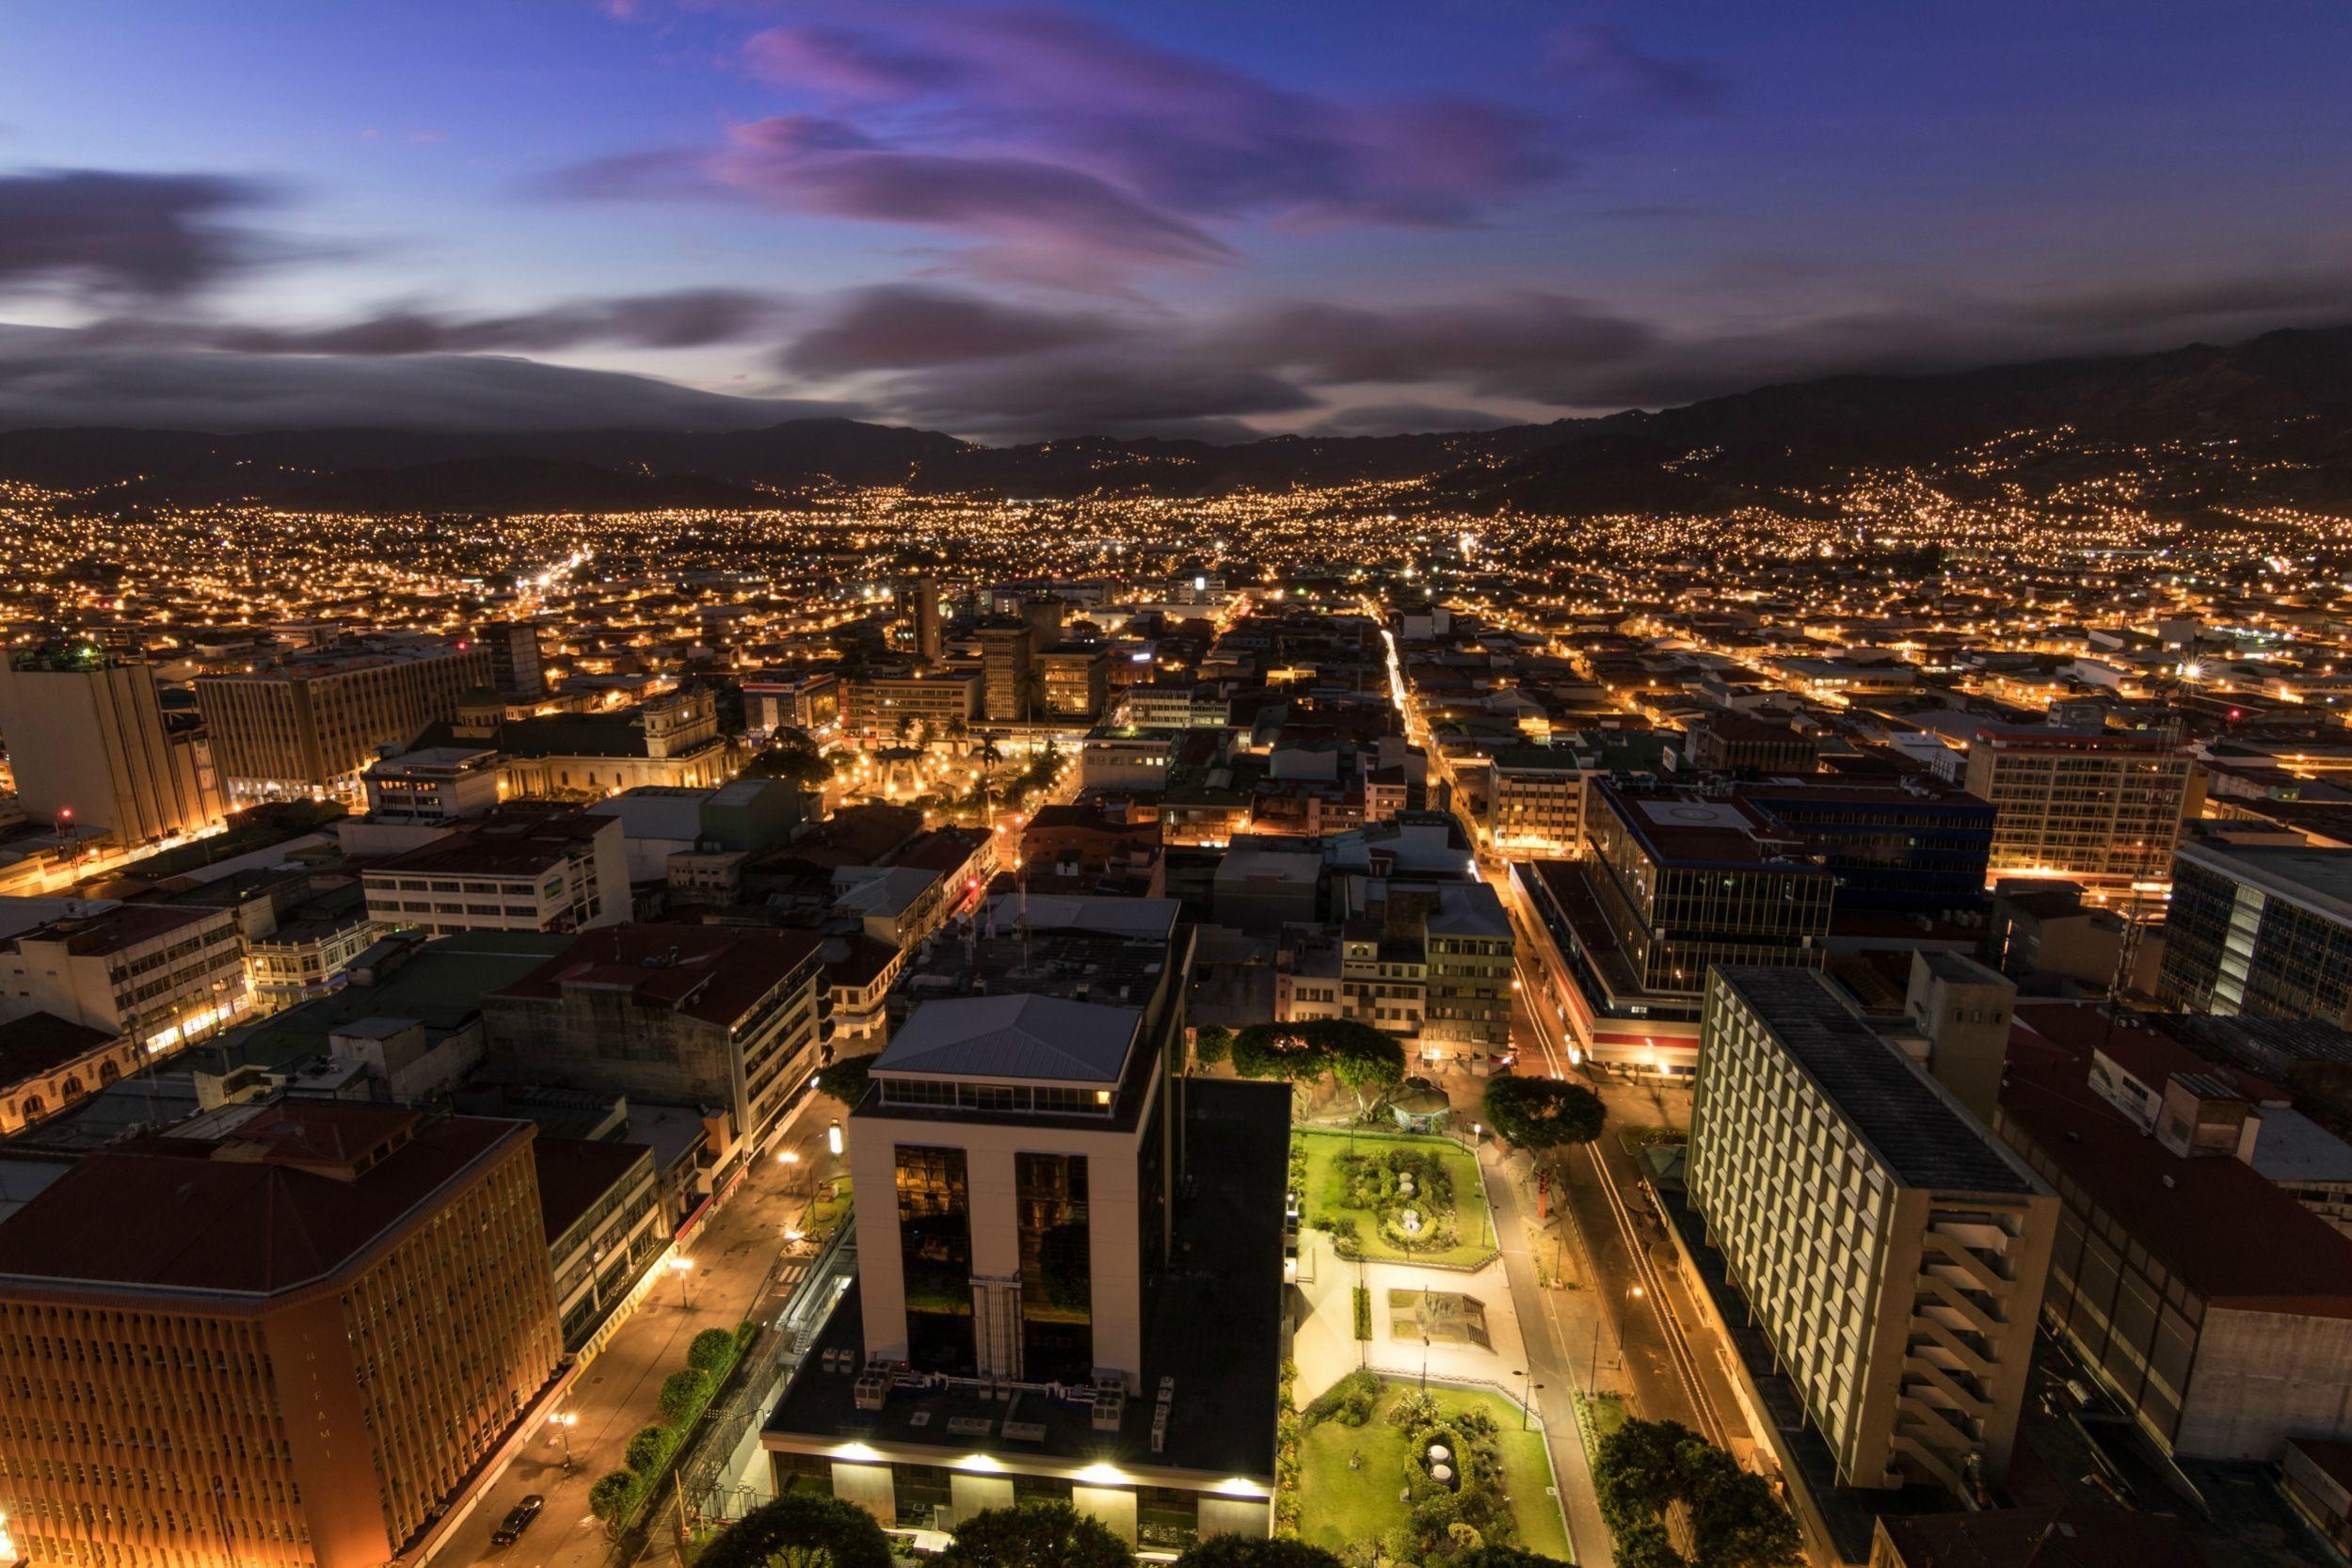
491 1495 545 1546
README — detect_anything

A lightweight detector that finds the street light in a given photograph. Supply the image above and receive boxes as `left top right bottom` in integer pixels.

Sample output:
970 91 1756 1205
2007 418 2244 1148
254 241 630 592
1511 1368 1544 1431
551 1411 577 1472
670 1255 694 1308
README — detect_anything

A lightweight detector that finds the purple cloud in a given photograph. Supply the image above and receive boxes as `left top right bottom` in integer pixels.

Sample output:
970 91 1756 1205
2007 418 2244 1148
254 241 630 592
0 168 279 299
783 284 1121 376
77 289 784 356
1545 24 1727 108
741 10 1565 228
1230 293 1656 400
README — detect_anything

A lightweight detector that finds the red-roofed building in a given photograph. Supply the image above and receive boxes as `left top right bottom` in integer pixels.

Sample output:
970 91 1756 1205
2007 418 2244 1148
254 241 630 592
0 1100 562 1568
1996 1005 2352 1460
484 924 824 1170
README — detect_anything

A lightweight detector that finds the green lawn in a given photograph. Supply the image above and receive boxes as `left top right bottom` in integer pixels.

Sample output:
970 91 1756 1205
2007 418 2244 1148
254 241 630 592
1573 1392 1627 1464
1296 1382 1570 1561
1295 1129 1496 1269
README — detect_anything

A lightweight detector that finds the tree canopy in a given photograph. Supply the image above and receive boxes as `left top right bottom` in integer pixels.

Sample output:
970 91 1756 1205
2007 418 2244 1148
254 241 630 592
742 727 834 789
1480 1074 1606 1153
696 1493 895 1568
815 1053 877 1107
1592 1417 1801 1568
1192 1025 1234 1069
936 1501 1134 1568
1173 1538 1344 1568
1453 1548 1574 1568
1230 1019 1405 1109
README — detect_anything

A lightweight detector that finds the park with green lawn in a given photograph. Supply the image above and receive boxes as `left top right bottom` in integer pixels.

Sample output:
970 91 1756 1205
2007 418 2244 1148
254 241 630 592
1293 1129 1496 1271
1294 1374 1570 1563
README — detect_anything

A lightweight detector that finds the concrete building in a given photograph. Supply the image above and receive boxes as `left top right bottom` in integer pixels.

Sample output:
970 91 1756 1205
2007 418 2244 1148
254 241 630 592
1997 1004 2352 1461
761 893 1290 1548
1896 952 2017 1123
475 620 547 699
980 620 1037 722
360 805 629 936
1960 727 2200 888
744 670 841 736
842 670 981 739
535 1135 664 1352
0 646 223 845
2159 840 2352 1028
1038 644 1112 721
492 686 733 797
483 923 823 1164
0 902 250 1050
361 744 500 823
0 1100 563 1568
0 1013 139 1136
910 576 943 664
1688 967 2055 1497
195 636 493 803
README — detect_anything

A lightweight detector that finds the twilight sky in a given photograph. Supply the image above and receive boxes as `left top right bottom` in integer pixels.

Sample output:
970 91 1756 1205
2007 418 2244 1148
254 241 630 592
3 0 2350 440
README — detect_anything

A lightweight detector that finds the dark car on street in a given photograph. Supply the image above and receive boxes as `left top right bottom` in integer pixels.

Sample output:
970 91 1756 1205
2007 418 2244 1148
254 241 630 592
490 1495 545 1547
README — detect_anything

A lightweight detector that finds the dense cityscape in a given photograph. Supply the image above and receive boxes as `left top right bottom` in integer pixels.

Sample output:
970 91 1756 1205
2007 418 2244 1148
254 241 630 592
1 448 2351 1568
9 4 2352 1568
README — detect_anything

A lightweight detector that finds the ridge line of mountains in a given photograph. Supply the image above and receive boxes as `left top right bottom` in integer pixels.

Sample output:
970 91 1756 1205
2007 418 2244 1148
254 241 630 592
3 326 2347 518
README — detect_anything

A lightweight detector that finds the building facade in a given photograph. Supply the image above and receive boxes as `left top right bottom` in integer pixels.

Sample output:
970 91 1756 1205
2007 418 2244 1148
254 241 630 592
1688 968 2055 1496
195 638 493 803
360 807 629 937
0 647 223 845
842 671 981 739
1960 728 2199 887
0 903 250 1050
0 1101 563 1568
2158 840 2352 1029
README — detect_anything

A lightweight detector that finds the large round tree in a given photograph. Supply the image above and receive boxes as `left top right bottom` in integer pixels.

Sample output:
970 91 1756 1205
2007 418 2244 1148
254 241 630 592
1230 1019 1405 1112
696 1494 895 1568
937 1501 1134 1568
1480 1073 1606 1153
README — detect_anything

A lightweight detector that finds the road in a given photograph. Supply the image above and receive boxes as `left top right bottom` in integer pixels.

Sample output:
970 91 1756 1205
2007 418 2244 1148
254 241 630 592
422 1094 845 1568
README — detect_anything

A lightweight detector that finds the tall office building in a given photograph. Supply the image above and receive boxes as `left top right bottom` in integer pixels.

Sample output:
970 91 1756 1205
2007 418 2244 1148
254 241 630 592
910 576 943 665
195 637 493 803
0 1100 563 1568
979 620 1037 722
2159 839 2352 1028
763 897 1292 1547
0 646 223 843
1960 727 2200 887
1037 643 1111 720
1688 967 2055 1497
474 621 546 699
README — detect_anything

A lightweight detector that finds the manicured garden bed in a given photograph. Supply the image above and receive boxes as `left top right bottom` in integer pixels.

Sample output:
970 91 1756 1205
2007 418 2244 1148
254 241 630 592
1294 1376 1570 1562
1294 1129 1495 1270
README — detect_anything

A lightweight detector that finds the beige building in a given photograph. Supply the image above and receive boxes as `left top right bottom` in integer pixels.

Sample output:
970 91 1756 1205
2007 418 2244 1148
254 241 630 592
1688 967 2056 1498
0 647 223 845
195 637 492 803
360 806 630 937
0 1100 563 1568
980 620 1037 721
493 687 733 797
842 669 981 738
0 1012 141 1134
0 902 251 1051
1960 727 2200 887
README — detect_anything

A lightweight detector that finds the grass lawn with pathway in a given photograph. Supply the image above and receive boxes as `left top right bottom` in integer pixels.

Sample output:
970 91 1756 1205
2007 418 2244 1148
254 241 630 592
1295 1129 1496 1270
1296 1381 1571 1561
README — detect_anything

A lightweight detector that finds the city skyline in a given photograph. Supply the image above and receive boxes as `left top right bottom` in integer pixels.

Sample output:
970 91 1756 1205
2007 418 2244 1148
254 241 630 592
5 1 2352 438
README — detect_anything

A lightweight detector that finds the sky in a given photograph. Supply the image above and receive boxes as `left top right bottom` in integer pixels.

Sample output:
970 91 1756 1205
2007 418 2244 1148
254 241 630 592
2 0 2349 440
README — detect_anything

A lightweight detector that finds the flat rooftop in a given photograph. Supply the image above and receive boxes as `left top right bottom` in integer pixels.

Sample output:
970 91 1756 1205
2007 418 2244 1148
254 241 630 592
766 1078 1290 1480
875 994 1142 1084
1715 967 2031 1193
2174 840 2352 927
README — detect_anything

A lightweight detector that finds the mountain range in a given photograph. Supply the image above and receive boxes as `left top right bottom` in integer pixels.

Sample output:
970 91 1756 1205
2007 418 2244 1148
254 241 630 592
4 326 2347 519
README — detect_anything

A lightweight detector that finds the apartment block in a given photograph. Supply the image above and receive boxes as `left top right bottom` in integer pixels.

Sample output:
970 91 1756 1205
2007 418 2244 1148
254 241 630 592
842 669 981 738
0 1100 562 1568
195 637 492 803
360 805 628 936
0 646 223 844
1688 967 2055 1497
1960 727 2200 887
0 902 250 1049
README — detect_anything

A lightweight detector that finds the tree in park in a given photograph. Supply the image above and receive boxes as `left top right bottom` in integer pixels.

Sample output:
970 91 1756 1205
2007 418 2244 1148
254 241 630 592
1192 1025 1234 1070
742 727 834 790
658 1368 711 1425
695 1493 896 1568
1480 1073 1606 1153
688 1326 739 1372
1230 1019 1405 1112
1592 1417 1800 1568
937 1501 1135 1568
1174 1539 1344 1568
816 1052 877 1107
1454 1548 1575 1568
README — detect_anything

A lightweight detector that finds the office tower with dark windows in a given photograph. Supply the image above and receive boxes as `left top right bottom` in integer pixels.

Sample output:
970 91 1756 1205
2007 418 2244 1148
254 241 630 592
475 620 546 699
2159 839 2352 1028
761 896 1291 1547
